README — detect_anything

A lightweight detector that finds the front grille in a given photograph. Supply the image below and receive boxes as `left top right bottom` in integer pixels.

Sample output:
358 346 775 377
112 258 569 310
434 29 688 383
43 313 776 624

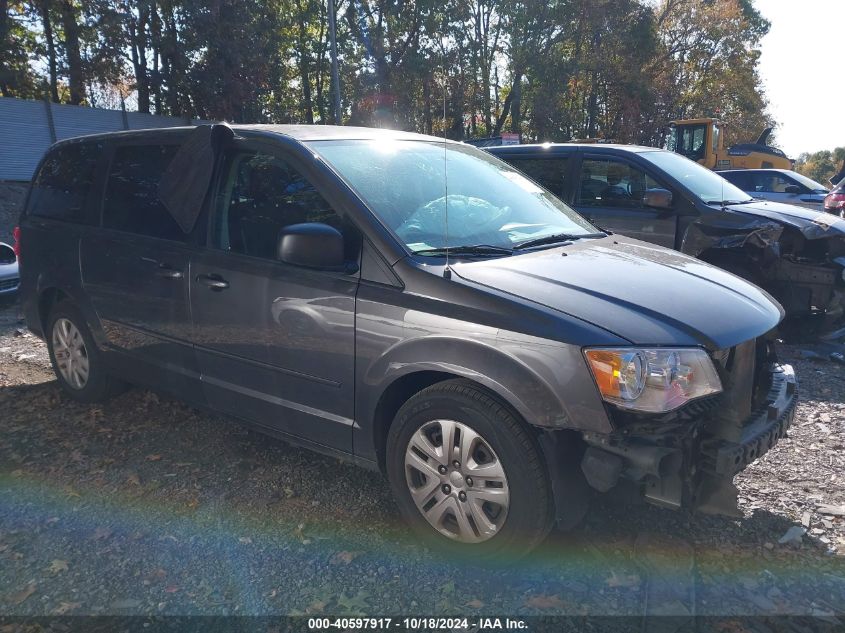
704 337 781 446
0 277 19 291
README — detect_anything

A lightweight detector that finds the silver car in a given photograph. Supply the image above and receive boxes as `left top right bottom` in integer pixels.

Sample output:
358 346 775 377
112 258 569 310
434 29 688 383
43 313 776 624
720 168 830 211
0 241 19 306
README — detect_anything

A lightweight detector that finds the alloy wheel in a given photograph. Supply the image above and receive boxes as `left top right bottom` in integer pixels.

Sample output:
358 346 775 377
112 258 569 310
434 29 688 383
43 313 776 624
52 318 90 389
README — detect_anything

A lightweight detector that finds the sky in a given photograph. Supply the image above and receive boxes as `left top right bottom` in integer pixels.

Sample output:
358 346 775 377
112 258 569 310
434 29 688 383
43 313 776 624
755 0 845 157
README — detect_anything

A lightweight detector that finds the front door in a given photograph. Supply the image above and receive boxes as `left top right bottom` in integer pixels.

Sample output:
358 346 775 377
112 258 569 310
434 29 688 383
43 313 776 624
573 155 677 248
190 142 359 452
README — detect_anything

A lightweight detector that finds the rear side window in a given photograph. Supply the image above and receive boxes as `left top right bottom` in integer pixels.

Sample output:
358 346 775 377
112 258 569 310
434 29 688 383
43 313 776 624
27 142 103 223
722 172 752 190
503 157 570 198
103 144 183 241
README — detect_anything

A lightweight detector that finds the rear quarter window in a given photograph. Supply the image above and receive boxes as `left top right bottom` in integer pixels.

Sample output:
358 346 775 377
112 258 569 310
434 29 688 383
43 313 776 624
103 144 184 241
722 172 752 190
27 142 104 223
500 156 570 198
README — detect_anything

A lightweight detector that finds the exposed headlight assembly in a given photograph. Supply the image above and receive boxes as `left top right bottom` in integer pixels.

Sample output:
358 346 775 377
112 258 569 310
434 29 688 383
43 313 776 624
584 348 722 413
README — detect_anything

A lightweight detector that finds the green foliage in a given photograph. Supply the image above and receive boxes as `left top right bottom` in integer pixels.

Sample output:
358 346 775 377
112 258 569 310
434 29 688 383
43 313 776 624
0 0 776 147
795 148 845 187
650 0 773 146
0 1 41 98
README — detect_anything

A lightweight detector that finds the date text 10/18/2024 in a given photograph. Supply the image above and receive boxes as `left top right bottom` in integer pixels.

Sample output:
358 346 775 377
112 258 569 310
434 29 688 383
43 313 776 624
307 617 529 630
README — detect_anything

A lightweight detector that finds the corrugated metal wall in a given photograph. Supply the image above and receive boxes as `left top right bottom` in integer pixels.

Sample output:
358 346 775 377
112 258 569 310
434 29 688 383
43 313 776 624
0 97 202 182
51 102 126 140
0 98 55 181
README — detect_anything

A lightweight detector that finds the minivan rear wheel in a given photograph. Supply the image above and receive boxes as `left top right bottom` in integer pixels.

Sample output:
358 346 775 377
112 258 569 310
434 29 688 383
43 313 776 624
386 380 554 558
46 303 126 403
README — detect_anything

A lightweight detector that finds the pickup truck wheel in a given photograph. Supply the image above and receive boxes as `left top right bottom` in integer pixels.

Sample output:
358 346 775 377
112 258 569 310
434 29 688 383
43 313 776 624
46 303 126 403
386 380 554 558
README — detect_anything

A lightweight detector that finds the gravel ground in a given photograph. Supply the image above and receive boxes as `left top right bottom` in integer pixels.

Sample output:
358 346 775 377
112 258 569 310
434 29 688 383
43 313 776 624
1 300 844 624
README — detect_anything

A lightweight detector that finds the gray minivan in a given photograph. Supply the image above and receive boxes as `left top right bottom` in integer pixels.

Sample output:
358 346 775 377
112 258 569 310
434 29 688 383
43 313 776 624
17 125 796 557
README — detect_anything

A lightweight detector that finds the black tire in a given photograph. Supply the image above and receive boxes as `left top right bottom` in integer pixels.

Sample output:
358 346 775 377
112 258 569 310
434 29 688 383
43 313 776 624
46 301 126 403
386 379 554 559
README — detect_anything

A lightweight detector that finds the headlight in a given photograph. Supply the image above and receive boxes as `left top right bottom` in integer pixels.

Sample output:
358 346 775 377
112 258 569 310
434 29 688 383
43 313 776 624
584 347 722 413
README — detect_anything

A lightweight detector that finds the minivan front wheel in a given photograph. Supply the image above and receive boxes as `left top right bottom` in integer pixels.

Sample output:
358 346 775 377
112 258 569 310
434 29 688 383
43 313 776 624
387 380 554 558
46 303 125 403
405 418 510 543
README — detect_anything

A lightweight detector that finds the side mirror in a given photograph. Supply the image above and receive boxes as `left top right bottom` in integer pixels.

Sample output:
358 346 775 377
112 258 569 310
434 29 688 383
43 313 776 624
277 222 345 270
0 242 15 265
643 188 673 210
784 185 802 194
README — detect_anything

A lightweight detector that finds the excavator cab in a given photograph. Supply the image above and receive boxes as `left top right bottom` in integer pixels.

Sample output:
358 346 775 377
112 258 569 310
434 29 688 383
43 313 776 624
666 119 722 167
666 118 792 171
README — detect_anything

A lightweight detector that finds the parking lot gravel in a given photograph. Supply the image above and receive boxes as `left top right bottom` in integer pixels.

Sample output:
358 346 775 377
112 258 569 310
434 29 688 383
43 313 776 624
1 301 844 624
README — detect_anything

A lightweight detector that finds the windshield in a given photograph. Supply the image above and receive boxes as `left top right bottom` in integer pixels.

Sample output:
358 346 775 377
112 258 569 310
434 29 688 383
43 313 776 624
640 150 753 204
309 139 599 254
787 171 829 193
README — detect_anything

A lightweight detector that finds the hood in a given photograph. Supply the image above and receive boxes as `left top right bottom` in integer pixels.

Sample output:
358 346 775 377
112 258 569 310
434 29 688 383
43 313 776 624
726 200 845 239
452 236 782 350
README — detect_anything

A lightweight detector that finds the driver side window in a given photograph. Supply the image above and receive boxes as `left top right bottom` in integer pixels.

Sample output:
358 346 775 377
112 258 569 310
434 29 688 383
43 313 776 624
577 158 662 208
750 173 796 193
214 151 345 261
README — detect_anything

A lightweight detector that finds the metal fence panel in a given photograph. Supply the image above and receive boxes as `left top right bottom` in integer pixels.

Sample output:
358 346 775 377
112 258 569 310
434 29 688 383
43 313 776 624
51 102 126 140
0 98 54 181
0 97 203 182
127 112 191 129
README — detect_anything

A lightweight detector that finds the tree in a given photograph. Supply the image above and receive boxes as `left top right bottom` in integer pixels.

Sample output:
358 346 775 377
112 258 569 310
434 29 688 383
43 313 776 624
36 0 60 101
650 0 773 146
795 148 845 187
0 1 40 97
0 0 779 149
58 0 85 103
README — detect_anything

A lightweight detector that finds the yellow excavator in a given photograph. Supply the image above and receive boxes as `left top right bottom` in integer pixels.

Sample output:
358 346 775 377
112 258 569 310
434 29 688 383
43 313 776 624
666 118 793 171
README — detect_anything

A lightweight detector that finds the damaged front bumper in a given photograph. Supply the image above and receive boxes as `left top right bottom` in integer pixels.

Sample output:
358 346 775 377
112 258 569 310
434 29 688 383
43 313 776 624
579 363 797 517
766 258 845 327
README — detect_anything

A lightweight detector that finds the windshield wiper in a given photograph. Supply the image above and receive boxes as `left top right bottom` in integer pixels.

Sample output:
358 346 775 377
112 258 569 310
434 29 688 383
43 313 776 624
513 232 605 250
705 199 754 206
413 244 514 257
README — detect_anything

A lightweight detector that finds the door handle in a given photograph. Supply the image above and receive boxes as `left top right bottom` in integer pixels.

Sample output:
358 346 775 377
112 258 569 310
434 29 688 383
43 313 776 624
196 273 229 291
